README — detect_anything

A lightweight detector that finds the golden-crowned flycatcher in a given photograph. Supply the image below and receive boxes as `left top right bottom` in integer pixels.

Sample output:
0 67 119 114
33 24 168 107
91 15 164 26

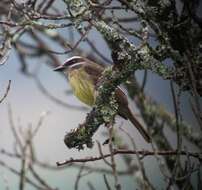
54 56 151 143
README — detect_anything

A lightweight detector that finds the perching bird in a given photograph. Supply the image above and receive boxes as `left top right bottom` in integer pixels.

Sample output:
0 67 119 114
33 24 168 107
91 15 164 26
54 56 151 143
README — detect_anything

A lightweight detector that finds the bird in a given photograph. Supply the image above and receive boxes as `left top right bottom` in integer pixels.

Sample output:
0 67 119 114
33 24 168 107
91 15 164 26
53 56 151 143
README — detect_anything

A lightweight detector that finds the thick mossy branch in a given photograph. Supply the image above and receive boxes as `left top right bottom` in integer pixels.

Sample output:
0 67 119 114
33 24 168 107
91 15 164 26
94 21 172 79
64 91 118 150
64 20 172 150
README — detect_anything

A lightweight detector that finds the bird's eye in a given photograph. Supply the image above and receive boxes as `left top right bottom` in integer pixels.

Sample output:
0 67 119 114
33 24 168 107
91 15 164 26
68 59 77 65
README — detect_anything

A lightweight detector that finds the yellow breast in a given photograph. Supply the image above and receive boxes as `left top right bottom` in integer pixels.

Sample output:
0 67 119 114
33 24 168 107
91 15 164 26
68 68 95 106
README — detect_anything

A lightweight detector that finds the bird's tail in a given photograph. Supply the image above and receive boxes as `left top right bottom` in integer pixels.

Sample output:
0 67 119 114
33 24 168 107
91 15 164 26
127 108 151 143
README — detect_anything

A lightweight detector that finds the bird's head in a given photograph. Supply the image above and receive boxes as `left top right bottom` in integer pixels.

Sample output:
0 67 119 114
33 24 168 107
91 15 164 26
53 56 86 72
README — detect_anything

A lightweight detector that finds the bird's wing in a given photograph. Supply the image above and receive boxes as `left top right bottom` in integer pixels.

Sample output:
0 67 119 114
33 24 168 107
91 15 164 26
82 61 105 85
115 88 129 119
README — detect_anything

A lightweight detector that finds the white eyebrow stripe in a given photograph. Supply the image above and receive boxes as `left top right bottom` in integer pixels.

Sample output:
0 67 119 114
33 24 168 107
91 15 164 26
68 62 85 69
65 56 83 62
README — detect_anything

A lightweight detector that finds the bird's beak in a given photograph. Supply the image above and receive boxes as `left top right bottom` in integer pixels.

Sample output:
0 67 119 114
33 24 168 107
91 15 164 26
53 65 65 72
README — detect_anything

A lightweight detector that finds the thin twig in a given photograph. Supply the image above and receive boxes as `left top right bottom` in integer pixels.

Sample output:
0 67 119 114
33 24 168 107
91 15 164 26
8 104 23 151
0 80 11 104
74 163 85 190
108 126 121 190
120 127 155 190
56 149 201 166
97 141 112 167
103 174 112 190
0 160 45 190
29 165 56 190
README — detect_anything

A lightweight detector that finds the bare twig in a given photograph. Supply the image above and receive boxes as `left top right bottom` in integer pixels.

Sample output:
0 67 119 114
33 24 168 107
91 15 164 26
103 174 112 190
74 163 85 190
97 141 111 167
0 160 45 190
19 145 27 190
56 149 201 166
29 165 56 190
0 80 11 104
8 104 23 151
0 148 135 176
120 127 155 190
108 126 121 190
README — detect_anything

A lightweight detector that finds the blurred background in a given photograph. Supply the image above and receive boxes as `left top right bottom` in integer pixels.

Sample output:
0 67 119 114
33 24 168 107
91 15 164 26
0 0 201 189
